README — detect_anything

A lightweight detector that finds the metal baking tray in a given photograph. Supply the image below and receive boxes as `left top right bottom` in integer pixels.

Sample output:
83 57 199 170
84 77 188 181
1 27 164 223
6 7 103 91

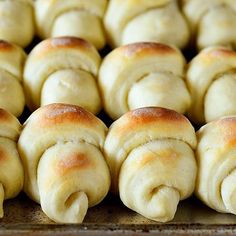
1 193 236 235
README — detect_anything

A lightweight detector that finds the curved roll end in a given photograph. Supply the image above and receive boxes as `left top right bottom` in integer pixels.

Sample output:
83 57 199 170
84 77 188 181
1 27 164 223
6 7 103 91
41 190 88 223
0 183 4 218
143 186 180 222
221 169 236 215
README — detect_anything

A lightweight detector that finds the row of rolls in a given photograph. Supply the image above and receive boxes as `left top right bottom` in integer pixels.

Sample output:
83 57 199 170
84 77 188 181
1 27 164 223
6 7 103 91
2 103 236 223
2 0 236 51
3 36 236 125
3 0 236 225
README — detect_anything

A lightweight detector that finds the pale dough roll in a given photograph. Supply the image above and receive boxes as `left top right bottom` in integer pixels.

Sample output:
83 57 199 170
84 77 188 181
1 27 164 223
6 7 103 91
104 0 190 49
41 69 101 114
99 42 191 120
104 107 197 222
196 116 236 214
182 0 236 50
0 40 26 117
35 0 107 50
0 0 34 48
0 109 23 218
128 73 191 114
18 103 110 223
186 46 236 124
23 37 102 114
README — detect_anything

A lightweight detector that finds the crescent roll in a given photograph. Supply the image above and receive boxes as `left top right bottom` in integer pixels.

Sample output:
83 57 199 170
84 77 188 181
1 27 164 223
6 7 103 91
0 108 23 218
182 0 236 50
104 107 197 222
23 37 102 114
196 116 236 215
186 46 236 124
35 0 107 50
104 0 190 49
0 40 26 117
18 103 110 223
0 0 34 48
99 42 191 120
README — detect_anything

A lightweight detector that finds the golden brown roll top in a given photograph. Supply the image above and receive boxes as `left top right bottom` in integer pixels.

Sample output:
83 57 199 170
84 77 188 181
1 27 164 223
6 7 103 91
196 116 236 214
0 0 34 48
186 46 236 124
104 0 190 49
0 40 26 117
35 0 107 50
0 108 23 218
23 37 102 114
182 0 236 50
104 107 197 222
18 103 110 223
99 42 191 120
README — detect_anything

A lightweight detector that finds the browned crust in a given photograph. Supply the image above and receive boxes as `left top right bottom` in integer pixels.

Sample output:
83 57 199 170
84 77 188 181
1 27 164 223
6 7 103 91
0 40 15 51
119 107 189 127
109 107 193 139
128 106 187 122
0 108 17 122
136 148 180 169
118 42 177 58
0 149 7 162
30 37 94 58
28 103 104 128
57 152 93 175
204 117 236 148
200 47 236 60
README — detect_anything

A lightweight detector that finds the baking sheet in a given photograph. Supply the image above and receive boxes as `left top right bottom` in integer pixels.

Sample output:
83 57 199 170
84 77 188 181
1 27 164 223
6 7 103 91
1 193 236 235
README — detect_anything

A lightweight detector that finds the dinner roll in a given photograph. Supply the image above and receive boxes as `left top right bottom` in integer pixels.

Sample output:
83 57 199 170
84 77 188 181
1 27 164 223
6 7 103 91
99 42 191 120
186 46 236 124
0 109 23 218
105 0 190 49
0 0 34 48
24 37 102 114
35 0 107 50
0 40 26 117
182 0 236 50
18 103 110 223
196 116 236 215
104 107 197 222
